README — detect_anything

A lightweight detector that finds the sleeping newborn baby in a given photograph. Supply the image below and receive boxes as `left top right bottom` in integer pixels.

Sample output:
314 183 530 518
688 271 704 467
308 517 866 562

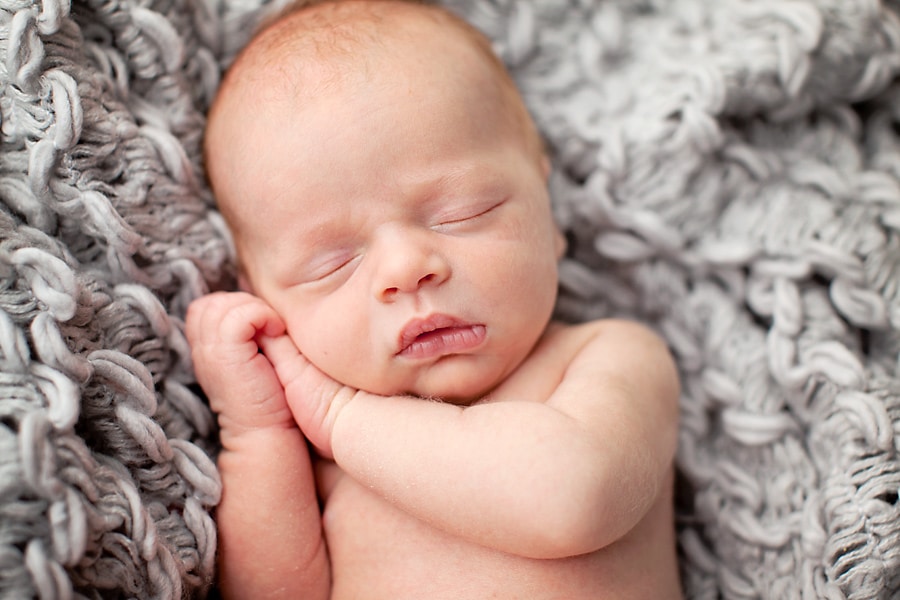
186 1 682 597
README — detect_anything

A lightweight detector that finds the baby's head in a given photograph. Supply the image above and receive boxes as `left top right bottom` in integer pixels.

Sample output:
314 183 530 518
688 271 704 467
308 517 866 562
205 0 565 403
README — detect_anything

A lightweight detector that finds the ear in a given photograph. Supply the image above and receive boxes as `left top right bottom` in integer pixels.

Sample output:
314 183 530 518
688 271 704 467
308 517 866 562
541 154 552 181
540 155 566 259
554 227 567 260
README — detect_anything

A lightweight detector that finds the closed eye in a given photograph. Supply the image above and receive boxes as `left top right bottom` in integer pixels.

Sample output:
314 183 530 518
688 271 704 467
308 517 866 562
304 253 360 284
433 200 504 230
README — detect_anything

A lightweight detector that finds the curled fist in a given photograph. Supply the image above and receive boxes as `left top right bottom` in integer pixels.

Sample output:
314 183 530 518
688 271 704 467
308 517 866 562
186 291 358 457
186 292 295 442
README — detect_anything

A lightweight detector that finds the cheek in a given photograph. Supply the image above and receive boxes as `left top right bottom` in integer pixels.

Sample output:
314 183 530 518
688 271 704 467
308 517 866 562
490 218 560 291
465 233 558 317
282 292 373 385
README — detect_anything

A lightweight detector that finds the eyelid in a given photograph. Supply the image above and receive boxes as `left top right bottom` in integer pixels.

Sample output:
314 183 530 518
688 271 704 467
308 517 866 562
433 199 504 229
302 251 360 284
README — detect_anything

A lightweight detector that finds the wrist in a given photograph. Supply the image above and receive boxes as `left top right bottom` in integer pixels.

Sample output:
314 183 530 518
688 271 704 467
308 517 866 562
218 421 305 455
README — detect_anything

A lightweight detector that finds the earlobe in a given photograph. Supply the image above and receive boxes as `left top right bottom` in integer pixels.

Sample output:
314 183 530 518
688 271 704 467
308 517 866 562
541 155 551 181
554 228 567 260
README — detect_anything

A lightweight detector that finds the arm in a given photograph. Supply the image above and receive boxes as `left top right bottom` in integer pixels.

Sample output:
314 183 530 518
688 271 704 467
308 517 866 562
185 292 329 600
267 319 680 560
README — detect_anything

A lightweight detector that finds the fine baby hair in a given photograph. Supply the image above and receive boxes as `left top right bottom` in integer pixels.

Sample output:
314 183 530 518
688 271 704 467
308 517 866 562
1 0 899 597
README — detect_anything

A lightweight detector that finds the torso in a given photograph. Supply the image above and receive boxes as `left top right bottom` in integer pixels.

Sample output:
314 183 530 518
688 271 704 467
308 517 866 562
317 321 682 599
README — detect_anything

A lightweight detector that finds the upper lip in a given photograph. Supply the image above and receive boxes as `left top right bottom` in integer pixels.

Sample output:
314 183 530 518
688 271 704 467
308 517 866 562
396 314 476 355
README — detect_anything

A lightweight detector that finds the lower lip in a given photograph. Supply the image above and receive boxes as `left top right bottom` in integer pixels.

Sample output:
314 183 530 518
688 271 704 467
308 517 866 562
398 325 487 360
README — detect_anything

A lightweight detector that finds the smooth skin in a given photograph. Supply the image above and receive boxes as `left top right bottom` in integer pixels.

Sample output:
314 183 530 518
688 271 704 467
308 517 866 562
188 2 682 598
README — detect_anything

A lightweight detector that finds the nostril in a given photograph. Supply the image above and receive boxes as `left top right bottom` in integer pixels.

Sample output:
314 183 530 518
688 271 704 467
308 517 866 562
380 272 441 302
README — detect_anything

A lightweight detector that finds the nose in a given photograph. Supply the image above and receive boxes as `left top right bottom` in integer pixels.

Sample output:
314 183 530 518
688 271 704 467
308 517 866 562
372 227 450 303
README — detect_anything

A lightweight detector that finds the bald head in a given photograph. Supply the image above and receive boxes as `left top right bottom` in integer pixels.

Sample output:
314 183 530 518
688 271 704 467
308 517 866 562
232 1 489 79
204 0 544 234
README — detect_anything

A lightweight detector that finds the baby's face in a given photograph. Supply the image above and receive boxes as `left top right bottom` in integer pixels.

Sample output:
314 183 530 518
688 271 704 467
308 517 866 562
210 13 563 402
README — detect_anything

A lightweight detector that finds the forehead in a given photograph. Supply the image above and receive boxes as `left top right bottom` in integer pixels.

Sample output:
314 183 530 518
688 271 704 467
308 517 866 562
228 65 522 230
205 1 538 231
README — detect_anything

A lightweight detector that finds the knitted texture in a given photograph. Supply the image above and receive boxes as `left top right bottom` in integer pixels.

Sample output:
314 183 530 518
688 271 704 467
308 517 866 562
0 0 227 596
1 0 899 598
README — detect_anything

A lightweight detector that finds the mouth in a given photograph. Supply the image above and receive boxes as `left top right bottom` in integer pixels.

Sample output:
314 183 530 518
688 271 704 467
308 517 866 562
396 314 486 360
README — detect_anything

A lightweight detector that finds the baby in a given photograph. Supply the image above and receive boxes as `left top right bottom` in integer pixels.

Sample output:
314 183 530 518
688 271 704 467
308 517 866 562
186 1 682 598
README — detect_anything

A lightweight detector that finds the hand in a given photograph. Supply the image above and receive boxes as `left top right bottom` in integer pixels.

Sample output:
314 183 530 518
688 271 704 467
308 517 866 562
185 291 294 443
188 293 330 600
258 332 360 459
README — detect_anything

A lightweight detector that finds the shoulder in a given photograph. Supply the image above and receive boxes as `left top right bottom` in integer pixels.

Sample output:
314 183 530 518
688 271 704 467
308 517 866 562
544 318 671 357
548 318 680 409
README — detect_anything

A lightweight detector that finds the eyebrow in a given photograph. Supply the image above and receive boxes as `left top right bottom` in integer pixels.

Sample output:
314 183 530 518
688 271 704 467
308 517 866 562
404 162 506 206
263 161 509 271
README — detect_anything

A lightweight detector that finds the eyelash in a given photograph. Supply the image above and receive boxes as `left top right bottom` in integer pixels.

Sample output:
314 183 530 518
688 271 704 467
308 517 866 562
307 254 358 283
435 200 502 229
302 200 504 283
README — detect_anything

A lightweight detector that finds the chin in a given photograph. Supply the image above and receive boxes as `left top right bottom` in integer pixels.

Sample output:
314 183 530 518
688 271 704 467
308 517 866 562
395 356 510 404
418 371 502 406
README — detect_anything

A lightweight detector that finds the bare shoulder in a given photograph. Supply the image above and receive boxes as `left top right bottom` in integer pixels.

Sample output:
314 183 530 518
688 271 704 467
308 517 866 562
543 318 673 361
491 318 678 412
545 318 680 416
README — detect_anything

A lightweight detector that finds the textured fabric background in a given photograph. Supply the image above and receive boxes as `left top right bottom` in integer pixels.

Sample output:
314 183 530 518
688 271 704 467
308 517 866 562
1 0 900 598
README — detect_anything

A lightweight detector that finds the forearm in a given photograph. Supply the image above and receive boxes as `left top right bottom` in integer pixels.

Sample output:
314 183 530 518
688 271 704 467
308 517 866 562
185 293 330 596
216 428 329 600
331 393 665 559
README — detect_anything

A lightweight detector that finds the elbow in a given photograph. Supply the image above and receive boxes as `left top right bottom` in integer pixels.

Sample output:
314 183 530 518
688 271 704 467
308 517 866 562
515 497 629 560
512 467 662 560
514 518 598 560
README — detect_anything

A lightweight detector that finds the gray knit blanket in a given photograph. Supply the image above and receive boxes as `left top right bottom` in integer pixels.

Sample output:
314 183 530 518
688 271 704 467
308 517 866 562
2 0 899 597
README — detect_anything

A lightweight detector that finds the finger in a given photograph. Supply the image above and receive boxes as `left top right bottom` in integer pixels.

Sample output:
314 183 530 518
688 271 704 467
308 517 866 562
187 292 246 343
185 293 220 344
194 293 286 345
220 302 282 344
257 333 305 379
